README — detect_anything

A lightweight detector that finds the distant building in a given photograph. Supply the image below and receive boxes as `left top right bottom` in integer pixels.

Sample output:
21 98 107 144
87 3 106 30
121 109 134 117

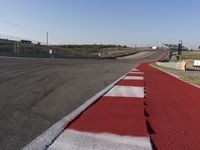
20 40 32 44
152 46 158 50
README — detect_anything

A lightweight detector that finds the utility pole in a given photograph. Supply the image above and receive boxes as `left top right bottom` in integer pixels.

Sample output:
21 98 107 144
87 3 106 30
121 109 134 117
46 32 49 46
14 42 19 54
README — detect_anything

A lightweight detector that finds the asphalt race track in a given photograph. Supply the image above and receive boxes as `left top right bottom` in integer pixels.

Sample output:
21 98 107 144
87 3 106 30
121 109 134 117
0 51 164 150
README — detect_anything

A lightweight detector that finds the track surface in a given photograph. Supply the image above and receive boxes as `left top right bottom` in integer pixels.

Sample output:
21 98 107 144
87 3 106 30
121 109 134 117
0 51 164 150
48 69 150 150
138 63 200 150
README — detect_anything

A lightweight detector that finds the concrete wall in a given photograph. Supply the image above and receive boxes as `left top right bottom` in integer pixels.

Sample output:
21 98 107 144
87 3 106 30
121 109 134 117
156 61 186 70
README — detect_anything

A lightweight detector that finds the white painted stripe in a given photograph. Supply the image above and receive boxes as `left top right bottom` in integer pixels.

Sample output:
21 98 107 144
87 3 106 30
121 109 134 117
132 68 139 71
129 72 144 75
48 129 152 150
123 76 144 80
105 85 144 98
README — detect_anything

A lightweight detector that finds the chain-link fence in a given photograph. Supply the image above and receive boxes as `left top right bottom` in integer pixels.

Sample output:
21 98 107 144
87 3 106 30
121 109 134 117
0 34 51 58
0 38 100 59
0 34 132 59
0 39 115 59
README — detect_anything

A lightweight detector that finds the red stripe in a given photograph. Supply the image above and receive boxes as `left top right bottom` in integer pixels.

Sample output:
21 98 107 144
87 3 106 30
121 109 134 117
126 73 144 76
117 80 144 87
67 96 148 137
131 70 141 72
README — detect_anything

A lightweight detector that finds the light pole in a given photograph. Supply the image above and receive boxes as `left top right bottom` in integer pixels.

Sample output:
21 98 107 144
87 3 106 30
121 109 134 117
178 40 183 55
177 40 183 61
46 32 48 46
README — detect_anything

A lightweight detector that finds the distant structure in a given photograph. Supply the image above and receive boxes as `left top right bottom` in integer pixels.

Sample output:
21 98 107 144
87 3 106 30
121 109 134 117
160 43 188 51
151 46 158 50
0 34 46 45
0 35 46 54
20 40 32 44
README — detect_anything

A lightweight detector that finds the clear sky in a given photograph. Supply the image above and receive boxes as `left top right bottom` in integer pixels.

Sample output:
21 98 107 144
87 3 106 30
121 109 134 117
0 0 200 48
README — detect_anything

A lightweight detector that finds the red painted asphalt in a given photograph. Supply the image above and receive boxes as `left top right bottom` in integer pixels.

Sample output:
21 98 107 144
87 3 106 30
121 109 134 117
126 73 144 76
67 96 148 136
138 63 200 150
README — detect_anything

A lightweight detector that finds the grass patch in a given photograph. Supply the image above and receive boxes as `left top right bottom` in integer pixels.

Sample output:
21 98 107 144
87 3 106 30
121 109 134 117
182 51 200 60
180 74 200 86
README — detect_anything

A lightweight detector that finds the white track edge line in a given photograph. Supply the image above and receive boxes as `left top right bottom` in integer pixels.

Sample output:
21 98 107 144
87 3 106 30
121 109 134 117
48 129 152 150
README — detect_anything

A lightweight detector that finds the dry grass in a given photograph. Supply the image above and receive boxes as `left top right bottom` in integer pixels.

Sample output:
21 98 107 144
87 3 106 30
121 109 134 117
180 74 200 86
182 51 200 60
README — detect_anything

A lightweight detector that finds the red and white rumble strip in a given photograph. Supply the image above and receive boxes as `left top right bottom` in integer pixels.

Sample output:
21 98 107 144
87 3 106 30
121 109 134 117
48 129 151 150
104 85 144 98
23 68 152 150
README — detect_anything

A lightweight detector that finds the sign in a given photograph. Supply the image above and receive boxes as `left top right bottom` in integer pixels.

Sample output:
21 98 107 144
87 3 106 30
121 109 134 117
49 49 53 55
152 46 157 50
194 60 200 66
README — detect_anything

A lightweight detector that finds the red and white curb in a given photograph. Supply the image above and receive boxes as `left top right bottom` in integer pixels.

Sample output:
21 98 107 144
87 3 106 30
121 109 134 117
23 68 152 150
48 129 151 150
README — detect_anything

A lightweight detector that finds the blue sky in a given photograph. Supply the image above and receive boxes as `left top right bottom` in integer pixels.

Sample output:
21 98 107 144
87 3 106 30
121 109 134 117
0 0 200 48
